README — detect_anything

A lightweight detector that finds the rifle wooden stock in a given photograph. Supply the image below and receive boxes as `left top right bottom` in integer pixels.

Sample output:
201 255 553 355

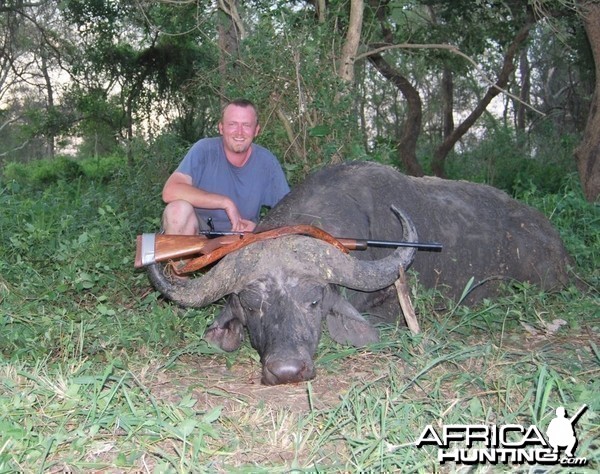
134 225 349 271
134 233 240 268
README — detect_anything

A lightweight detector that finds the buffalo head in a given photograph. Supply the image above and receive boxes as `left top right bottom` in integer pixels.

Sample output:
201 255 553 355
147 209 417 385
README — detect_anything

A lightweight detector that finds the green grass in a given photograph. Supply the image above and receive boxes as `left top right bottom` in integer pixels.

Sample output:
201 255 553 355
0 158 598 472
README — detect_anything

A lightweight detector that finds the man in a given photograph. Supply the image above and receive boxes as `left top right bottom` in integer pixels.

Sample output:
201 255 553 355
546 406 579 458
162 99 290 234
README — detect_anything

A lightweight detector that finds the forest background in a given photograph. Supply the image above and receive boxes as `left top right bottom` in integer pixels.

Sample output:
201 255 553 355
0 1 598 472
1 0 600 199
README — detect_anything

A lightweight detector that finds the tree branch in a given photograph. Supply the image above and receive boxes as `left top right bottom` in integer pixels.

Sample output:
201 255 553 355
0 2 47 12
431 17 536 176
357 42 545 116
0 139 30 157
218 0 246 40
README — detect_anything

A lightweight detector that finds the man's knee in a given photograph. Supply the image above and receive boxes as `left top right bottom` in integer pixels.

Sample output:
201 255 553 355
164 199 195 217
163 200 198 234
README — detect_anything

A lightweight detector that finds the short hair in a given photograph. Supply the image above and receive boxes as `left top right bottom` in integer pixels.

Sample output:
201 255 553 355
221 99 259 124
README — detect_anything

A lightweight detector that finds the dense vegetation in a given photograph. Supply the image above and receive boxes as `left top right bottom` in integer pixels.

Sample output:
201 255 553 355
0 143 598 471
2 0 599 198
1 0 599 471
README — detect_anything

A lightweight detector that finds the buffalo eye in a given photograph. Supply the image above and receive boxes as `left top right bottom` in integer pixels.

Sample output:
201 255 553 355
305 286 324 309
306 292 323 309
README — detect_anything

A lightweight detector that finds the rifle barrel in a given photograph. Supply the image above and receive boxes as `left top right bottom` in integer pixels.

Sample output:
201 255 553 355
199 230 442 252
365 239 443 251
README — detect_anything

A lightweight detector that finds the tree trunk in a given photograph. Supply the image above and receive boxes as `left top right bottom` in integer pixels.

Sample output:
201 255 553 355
429 5 454 142
368 53 424 176
217 0 243 102
441 67 454 139
315 0 326 23
431 18 534 177
339 0 363 84
515 47 530 133
40 51 55 159
366 0 423 175
574 0 600 202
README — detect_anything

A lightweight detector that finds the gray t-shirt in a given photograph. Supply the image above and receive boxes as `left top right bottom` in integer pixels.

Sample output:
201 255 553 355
176 137 290 231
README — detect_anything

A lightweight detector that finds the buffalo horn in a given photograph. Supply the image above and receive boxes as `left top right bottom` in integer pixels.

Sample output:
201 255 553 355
146 206 417 307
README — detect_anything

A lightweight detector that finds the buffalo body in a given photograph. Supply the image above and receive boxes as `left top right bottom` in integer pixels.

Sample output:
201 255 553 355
148 162 572 385
264 162 572 303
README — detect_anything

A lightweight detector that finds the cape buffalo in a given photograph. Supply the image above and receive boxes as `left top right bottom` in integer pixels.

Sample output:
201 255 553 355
148 162 572 385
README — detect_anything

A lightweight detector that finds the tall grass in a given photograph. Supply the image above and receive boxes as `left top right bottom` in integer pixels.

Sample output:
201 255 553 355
0 154 598 472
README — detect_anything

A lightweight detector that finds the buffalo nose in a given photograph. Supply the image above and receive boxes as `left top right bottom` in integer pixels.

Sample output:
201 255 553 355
262 358 315 385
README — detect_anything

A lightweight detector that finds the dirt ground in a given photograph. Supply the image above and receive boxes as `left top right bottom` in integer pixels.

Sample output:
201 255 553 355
148 354 370 414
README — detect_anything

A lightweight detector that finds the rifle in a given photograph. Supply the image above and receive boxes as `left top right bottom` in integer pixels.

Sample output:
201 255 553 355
198 230 443 251
569 404 588 425
134 224 442 275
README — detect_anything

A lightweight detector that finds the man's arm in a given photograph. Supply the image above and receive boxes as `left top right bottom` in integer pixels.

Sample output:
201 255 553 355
163 172 255 231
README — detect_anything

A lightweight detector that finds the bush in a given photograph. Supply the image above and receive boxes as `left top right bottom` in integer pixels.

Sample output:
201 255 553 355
2 154 128 187
3 156 83 185
516 174 600 281
446 124 577 195
80 154 127 181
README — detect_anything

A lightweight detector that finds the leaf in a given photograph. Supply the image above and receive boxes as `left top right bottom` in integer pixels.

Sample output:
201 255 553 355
469 397 484 419
202 406 222 424
178 418 197 437
178 394 197 409
457 276 475 305
97 304 116 316
308 124 330 137
66 383 81 398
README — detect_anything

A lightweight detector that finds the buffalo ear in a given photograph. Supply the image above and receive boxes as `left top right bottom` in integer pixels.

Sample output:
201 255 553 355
325 291 379 347
204 295 245 352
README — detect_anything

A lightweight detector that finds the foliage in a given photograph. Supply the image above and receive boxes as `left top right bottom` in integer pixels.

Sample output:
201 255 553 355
216 5 366 171
2 154 129 186
0 1 597 468
1 0 595 193
3 156 83 185
0 156 598 471
445 122 578 194
515 174 600 283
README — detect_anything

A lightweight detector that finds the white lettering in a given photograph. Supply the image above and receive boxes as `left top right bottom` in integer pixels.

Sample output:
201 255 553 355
417 421 588 467
438 448 561 465
521 425 548 447
464 425 489 448
444 425 467 446
499 424 525 447
415 425 443 447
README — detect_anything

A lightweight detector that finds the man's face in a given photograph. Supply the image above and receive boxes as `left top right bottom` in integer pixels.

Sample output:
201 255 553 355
218 104 260 155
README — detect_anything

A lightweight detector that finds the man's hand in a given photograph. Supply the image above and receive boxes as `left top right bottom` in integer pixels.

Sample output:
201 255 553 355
235 218 257 232
224 202 256 232
164 172 256 232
